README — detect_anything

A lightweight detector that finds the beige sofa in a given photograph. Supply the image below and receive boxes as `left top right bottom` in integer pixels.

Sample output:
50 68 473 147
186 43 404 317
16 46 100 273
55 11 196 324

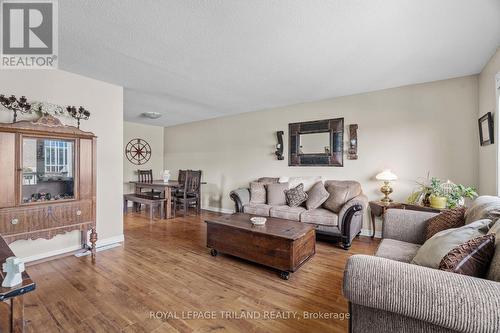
230 177 368 249
343 199 500 332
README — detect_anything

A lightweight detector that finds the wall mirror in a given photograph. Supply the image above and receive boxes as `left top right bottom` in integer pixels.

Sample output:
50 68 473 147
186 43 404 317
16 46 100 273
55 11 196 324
22 137 75 203
289 118 344 166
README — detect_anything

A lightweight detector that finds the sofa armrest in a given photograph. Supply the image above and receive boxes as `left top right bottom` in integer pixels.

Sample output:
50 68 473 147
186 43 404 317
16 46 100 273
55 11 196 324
338 194 367 233
383 209 438 245
343 255 500 333
229 188 250 213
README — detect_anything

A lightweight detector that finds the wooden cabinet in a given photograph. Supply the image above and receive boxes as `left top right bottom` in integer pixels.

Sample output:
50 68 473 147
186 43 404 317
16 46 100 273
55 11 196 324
0 115 97 260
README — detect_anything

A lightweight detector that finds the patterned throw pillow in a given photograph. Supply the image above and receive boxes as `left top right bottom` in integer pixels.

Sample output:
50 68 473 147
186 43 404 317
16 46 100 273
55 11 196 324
439 234 495 277
249 182 266 204
425 207 466 240
285 183 308 207
486 219 500 281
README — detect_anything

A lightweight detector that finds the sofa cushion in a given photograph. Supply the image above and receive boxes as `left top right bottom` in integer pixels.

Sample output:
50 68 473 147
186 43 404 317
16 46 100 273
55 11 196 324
249 182 266 204
486 219 500 281
265 182 288 206
258 177 279 184
288 176 322 191
243 203 272 216
300 208 338 226
270 205 305 221
439 234 495 278
425 207 466 240
306 181 330 210
465 195 500 224
375 239 421 263
411 219 491 269
323 181 362 213
284 183 308 207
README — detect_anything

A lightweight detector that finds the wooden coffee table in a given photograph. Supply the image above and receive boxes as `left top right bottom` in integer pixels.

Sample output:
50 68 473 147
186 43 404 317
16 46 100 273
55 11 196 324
205 213 316 280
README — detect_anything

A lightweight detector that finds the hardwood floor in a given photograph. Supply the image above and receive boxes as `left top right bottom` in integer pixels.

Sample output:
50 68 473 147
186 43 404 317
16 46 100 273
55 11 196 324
22 210 379 333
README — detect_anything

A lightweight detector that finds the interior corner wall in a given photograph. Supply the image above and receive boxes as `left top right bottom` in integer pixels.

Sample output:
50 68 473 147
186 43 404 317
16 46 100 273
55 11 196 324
0 69 124 261
164 75 480 234
123 121 165 196
478 47 500 196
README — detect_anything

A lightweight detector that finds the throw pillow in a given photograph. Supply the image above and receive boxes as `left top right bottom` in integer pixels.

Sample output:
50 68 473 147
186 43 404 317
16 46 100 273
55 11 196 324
322 182 361 213
258 177 279 184
464 195 500 224
266 182 288 206
411 219 491 269
288 176 322 191
486 218 500 282
249 182 266 204
285 183 308 207
278 176 289 183
425 207 466 240
439 234 495 277
306 181 330 210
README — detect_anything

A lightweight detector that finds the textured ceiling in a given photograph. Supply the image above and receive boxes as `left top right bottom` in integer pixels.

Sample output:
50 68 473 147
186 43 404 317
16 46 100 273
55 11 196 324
59 0 500 127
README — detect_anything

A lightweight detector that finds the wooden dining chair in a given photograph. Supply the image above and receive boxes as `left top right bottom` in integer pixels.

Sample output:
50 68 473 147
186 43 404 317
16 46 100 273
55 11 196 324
174 170 202 217
137 169 161 200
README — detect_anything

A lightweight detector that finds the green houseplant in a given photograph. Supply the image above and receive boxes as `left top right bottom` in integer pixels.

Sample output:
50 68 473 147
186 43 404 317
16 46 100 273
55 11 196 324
407 177 477 209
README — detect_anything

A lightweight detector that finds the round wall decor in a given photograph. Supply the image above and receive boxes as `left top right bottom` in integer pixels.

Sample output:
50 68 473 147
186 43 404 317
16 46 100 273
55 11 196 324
125 138 152 165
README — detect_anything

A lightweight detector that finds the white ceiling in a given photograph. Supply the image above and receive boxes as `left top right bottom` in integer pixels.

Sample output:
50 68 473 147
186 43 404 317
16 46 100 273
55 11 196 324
59 0 500 127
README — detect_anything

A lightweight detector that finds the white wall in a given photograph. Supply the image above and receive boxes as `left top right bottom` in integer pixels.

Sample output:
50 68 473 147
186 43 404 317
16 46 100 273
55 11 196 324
123 121 165 196
164 76 479 234
478 47 500 195
0 69 124 261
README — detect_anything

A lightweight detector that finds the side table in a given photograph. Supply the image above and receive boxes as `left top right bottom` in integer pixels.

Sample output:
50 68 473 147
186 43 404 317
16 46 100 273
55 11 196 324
368 201 441 238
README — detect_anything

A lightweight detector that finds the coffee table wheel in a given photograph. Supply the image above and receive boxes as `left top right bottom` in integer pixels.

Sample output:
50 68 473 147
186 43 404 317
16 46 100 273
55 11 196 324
280 271 290 280
210 248 218 257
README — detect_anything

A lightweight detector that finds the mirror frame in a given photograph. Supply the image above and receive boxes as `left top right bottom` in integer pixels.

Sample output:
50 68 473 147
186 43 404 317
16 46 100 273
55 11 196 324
289 118 344 167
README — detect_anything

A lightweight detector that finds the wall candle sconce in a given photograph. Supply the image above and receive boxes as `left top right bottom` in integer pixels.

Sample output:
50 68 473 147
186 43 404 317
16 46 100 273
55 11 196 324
275 131 284 160
347 124 358 160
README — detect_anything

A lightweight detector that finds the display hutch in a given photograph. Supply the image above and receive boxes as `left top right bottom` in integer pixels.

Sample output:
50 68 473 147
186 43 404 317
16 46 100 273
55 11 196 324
0 115 97 260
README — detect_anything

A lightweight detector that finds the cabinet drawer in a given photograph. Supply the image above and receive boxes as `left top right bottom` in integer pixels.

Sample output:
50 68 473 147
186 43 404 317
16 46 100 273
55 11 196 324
0 201 93 236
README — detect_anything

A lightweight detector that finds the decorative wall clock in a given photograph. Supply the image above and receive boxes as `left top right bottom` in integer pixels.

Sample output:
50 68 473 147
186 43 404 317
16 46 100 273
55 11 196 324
125 138 152 165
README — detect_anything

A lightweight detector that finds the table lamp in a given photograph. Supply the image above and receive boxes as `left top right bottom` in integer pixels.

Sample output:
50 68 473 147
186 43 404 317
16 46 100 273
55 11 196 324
376 169 398 203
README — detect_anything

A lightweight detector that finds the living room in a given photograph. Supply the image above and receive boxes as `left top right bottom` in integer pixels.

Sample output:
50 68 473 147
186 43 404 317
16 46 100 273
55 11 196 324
0 1 499 332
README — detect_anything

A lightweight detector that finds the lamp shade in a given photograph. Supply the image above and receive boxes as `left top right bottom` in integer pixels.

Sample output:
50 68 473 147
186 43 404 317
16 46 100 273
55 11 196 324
376 169 398 181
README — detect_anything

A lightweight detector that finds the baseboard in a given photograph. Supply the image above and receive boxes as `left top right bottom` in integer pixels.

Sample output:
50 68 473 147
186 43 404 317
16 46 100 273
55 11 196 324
360 229 382 238
20 234 125 263
203 206 234 214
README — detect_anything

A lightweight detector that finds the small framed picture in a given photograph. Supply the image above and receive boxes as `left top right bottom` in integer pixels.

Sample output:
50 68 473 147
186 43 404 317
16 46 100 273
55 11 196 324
478 112 494 146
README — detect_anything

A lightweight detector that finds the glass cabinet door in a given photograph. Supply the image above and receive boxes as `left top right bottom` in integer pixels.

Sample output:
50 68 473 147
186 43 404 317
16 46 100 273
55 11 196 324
22 137 75 203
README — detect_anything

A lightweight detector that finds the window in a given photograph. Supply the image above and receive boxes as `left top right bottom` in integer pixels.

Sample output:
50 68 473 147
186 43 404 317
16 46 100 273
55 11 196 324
44 140 72 176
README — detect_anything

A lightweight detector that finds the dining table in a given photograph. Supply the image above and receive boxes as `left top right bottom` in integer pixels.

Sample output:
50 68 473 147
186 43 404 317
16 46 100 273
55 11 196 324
128 180 205 219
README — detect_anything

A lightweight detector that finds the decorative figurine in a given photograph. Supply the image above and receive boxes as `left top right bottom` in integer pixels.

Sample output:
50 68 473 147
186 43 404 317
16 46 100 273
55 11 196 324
66 105 90 128
163 170 171 183
2 256 25 288
0 94 32 122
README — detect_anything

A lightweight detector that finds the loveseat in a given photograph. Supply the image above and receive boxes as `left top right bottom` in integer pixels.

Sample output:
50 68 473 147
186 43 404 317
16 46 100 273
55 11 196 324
230 177 368 249
343 197 500 333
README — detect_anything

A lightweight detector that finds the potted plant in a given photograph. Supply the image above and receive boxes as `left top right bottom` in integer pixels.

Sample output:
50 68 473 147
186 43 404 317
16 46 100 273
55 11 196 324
407 177 477 209
428 178 447 209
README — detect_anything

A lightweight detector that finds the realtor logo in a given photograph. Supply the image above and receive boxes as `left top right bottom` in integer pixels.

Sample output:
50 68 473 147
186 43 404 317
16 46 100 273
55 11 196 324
1 0 58 69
